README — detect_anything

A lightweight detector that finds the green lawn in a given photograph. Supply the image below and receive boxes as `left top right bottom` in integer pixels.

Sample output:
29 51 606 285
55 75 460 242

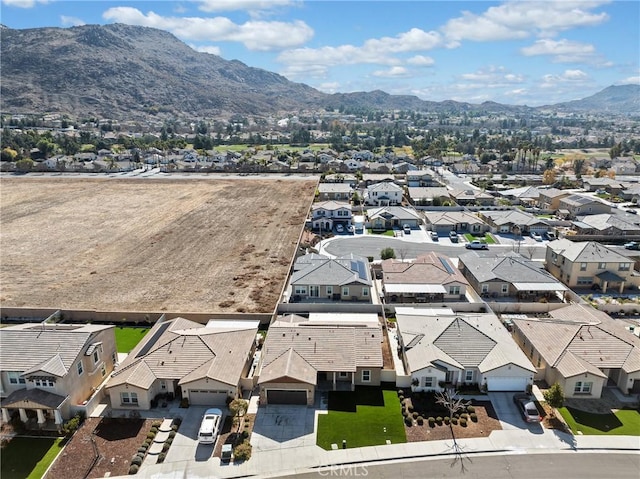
559 407 640 436
463 233 496 244
1 437 65 479
114 326 150 353
317 387 406 450
367 229 395 237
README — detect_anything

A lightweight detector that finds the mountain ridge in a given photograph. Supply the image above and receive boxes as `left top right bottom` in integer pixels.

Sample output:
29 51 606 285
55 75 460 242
1 23 637 118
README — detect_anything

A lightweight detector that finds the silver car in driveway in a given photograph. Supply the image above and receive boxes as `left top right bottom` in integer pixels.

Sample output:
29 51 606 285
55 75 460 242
513 394 541 423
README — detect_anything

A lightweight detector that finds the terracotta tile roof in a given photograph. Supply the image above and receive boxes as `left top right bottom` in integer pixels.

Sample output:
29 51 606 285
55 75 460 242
382 252 469 286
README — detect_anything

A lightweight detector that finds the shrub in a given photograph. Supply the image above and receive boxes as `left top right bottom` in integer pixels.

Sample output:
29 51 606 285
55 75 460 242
436 416 443 424
233 441 252 461
152 420 162 428
451 418 458 425
179 398 189 408
129 464 139 475
146 432 156 440
398 395 405 402
460 413 468 420
162 443 170 452
417 416 424 425
460 418 467 427
404 417 413 426
157 453 166 464
470 413 478 422
173 417 182 427
401 408 408 417
467 406 475 414
397 389 404 396
150 426 159 434
62 414 83 436
543 383 565 408
444 417 450 425
130 456 142 467
168 430 176 439
137 446 147 454
144 439 152 447
381 247 396 260
166 437 173 445
453 413 459 419
407 405 414 413
412 412 418 419
241 430 249 440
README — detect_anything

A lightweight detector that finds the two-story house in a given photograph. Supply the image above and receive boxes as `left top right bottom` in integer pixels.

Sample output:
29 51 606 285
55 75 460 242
558 194 610 219
406 170 436 187
1 323 117 429
538 188 570 211
311 201 352 231
545 239 635 293
364 182 403 206
317 183 353 201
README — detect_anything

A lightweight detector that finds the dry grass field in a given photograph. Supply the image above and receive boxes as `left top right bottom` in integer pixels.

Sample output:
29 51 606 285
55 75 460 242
0 177 317 313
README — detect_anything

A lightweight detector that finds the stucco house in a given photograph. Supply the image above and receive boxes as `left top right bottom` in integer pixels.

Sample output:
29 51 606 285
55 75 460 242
538 188 570 211
395 308 536 392
380 252 469 303
512 304 640 398
367 206 422 231
479 209 550 236
105 317 258 410
1 323 117 428
424 211 489 235
545 239 635 293
289 253 372 302
364 182 403 206
311 201 352 231
317 183 353 201
558 194 611 219
448 188 495 206
258 314 383 405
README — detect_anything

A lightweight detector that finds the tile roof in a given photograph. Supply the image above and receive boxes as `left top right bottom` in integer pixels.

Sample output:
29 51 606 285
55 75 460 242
460 252 564 285
0 388 68 409
480 209 548 227
573 214 640 233
0 323 114 376
560 194 605 206
107 318 257 389
258 348 317 384
539 188 569 199
290 254 372 287
312 200 351 212
367 182 403 192
547 239 630 263
396 310 535 374
382 252 468 287
424 211 486 226
259 317 382 383
368 206 421 221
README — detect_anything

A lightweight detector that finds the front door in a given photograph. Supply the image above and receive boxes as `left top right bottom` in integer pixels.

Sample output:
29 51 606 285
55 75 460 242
309 285 320 297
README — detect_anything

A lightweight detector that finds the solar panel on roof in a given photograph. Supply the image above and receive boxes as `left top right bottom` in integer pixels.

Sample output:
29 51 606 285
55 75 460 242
439 257 454 274
405 333 425 349
136 322 171 358
350 260 367 279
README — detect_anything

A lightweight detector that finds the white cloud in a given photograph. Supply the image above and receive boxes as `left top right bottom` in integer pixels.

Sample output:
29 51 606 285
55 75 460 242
459 66 525 86
1 0 48 7
197 0 295 13
317 82 341 93
521 38 595 56
102 7 313 51
277 27 442 74
617 75 640 85
442 1 609 42
191 44 222 56
60 15 85 27
540 69 590 88
407 55 435 67
373 66 409 78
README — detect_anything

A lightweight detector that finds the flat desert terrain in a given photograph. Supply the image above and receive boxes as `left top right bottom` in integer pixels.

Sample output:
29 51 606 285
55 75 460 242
0 176 317 313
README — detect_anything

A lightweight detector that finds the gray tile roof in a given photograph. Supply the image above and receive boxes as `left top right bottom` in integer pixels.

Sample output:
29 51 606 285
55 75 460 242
460 252 563 285
291 254 372 287
539 188 569 199
259 317 382 383
0 387 67 409
424 211 486 226
312 201 351 212
107 317 257 389
560 194 603 206
318 183 353 193
367 206 421 222
573 214 640 233
547 239 630 263
396 310 535 374
0 323 114 376
480 209 548 227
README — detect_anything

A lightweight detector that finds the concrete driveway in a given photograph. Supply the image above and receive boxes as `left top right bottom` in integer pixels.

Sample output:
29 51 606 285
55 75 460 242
489 392 544 433
164 405 221 463
251 404 318 451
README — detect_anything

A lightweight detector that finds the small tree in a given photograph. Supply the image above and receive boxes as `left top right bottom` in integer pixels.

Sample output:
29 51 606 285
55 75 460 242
543 382 565 408
380 247 396 260
228 398 248 431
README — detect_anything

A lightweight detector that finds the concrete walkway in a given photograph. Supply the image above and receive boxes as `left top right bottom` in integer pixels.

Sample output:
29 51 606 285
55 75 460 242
122 427 640 479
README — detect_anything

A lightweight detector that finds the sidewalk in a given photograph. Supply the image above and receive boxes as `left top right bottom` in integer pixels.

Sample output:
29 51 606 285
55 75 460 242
126 428 640 479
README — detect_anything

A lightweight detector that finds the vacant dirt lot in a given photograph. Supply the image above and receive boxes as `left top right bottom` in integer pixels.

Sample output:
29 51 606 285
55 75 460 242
1 177 317 313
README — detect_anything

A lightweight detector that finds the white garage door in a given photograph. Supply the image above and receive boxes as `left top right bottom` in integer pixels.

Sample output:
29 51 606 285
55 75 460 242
486 377 529 392
188 389 228 406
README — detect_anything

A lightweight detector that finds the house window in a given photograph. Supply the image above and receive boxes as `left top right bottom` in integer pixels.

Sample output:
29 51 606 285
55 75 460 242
294 286 307 295
465 370 474 382
619 263 630 271
423 377 434 388
121 392 138 405
598 262 606 270
112 352 117 364
449 286 460 295
34 379 55 388
361 370 371 382
537 356 541 368
101 364 107 377
77 362 84 376
93 350 99 364
8 372 26 385
580 262 587 271
160 380 167 390
342 287 349 296
501 284 508 294
326 286 333 296
445 371 454 382
362 287 369 297
481 284 489 293
574 381 592 394
338 372 348 378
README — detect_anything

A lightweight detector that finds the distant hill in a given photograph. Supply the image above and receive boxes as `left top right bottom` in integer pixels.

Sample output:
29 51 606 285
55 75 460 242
0 24 636 118
544 84 640 114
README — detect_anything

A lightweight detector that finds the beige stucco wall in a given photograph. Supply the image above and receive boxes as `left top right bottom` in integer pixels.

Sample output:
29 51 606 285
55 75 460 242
480 363 534 382
107 384 151 410
618 370 640 394
410 366 448 392
561 373 606 399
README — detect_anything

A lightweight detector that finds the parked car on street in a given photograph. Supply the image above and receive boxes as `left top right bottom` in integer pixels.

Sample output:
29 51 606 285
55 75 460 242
430 231 439 241
465 240 489 250
513 394 541 423
449 231 458 243
530 232 543 241
624 241 640 250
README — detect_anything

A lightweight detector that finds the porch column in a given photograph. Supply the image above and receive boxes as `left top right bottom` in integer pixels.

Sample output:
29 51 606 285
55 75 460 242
620 281 625 294
1 408 9 423
602 281 608 293
36 409 45 424
332 372 336 390
54 409 63 425
351 373 355 392
18 408 27 423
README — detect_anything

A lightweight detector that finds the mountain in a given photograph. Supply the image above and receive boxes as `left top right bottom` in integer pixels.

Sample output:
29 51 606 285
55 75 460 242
1 24 636 118
0 23 326 119
543 84 640 114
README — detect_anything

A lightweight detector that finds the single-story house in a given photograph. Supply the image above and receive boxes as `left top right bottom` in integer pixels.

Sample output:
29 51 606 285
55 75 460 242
449 188 495 206
572 213 640 236
367 206 422 231
1 323 117 427
105 317 258 410
582 177 623 194
512 304 640 398
289 253 372 302
380 252 469 303
424 211 489 235
407 187 450 207
479 209 550 235
458 252 568 301
395 308 536 392
317 183 353 201
258 314 383 405
496 186 541 206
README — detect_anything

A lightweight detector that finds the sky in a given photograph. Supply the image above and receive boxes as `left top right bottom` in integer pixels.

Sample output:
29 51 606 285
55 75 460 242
1 0 639 106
